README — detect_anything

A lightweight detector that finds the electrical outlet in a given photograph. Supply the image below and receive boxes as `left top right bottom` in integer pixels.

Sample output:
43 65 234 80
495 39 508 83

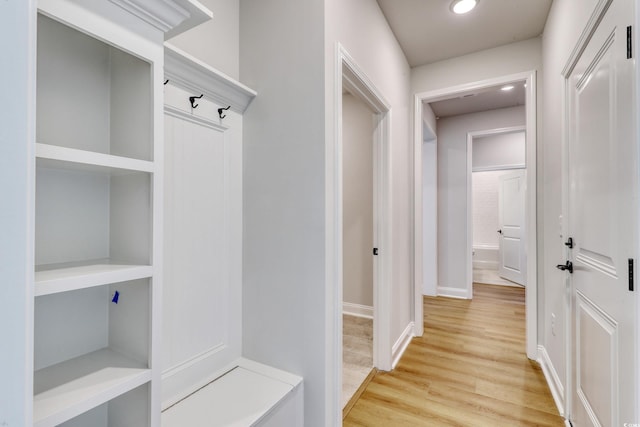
551 313 556 336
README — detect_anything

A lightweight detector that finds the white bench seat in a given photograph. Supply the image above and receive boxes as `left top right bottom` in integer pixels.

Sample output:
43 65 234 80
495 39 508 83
162 359 303 427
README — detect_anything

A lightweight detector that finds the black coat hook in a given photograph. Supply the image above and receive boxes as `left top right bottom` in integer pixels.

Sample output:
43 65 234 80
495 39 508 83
189 94 204 109
218 105 231 119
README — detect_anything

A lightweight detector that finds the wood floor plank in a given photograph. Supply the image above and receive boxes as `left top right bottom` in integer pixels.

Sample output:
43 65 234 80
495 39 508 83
343 284 565 426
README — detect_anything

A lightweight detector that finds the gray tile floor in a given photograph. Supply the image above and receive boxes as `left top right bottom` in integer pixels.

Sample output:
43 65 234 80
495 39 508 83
473 268 523 287
342 315 373 409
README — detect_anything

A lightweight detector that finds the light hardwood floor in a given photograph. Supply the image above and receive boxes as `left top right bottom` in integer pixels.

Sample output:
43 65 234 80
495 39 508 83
343 284 564 426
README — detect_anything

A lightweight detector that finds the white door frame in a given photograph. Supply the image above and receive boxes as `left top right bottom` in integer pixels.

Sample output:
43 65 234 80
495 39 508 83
326 42 393 422
413 70 538 359
467 126 526 295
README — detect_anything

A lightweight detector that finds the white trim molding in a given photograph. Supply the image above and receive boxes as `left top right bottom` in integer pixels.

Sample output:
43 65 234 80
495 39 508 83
342 302 374 319
392 323 415 369
164 44 257 114
414 70 538 360
538 345 566 417
437 286 472 299
109 0 212 39
327 42 394 426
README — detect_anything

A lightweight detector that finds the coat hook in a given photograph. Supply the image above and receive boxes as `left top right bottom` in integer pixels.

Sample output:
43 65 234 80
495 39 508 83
189 94 204 109
218 105 231 119
164 79 169 85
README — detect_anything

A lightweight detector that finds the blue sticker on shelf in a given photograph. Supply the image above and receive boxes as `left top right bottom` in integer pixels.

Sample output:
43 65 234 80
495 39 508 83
112 290 120 304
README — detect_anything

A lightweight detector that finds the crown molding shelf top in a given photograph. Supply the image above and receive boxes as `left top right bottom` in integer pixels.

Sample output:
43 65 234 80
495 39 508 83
109 0 212 39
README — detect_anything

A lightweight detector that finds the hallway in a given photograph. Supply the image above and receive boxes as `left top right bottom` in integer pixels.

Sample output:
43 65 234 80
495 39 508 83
343 284 563 426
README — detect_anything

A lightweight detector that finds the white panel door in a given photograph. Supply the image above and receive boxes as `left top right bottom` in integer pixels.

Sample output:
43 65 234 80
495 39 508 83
566 0 637 425
498 170 525 285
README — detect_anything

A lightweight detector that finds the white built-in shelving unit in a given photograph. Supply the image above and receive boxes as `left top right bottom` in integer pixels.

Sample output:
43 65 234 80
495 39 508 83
32 0 210 425
160 44 303 427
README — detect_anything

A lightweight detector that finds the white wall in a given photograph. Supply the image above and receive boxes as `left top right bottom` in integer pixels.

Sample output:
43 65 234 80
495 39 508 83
411 37 542 94
540 0 601 406
422 104 437 296
167 0 239 79
0 1 35 425
326 0 413 367
436 106 525 293
473 131 525 171
343 93 374 309
240 1 327 426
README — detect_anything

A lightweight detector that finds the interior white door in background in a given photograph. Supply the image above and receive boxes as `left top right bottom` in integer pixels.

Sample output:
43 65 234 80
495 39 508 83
565 0 637 425
497 170 525 285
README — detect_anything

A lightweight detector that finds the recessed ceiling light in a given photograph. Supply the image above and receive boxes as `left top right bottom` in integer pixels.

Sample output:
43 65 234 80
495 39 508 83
501 85 515 91
450 0 478 14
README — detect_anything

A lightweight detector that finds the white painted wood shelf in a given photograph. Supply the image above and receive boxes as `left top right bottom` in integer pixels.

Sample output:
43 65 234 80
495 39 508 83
35 264 153 296
36 143 154 173
33 348 151 427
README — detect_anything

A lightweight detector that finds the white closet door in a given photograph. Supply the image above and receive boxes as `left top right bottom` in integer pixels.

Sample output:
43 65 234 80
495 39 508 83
162 113 238 401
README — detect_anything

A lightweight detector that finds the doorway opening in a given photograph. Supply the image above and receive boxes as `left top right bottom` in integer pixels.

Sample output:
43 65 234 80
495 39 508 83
340 86 375 410
413 71 538 359
469 127 526 290
328 44 393 423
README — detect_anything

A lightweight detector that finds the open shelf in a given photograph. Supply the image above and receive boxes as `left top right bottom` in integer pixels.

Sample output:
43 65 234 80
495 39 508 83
34 348 151 427
35 263 153 296
35 163 151 268
37 14 152 162
36 143 154 174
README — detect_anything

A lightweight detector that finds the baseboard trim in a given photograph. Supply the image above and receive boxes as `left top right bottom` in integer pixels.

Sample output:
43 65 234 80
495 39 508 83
342 302 374 319
437 286 471 299
537 345 565 417
391 322 414 369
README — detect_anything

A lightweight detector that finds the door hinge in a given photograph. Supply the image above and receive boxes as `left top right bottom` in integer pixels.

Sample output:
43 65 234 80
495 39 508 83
627 26 633 59
629 258 634 291
373 247 378 256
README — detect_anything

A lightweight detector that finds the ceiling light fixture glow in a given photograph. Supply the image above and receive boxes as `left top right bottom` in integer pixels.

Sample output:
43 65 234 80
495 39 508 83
501 85 515 91
450 0 478 14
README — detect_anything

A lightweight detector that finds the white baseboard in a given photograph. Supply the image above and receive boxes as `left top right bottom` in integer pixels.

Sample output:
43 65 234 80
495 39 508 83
391 322 414 369
537 345 565 417
342 302 374 319
437 286 471 299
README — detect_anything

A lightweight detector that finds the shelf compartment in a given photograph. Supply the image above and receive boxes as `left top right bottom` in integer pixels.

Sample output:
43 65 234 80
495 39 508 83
35 263 153 297
36 163 151 267
34 348 150 427
35 280 150 379
36 143 154 173
37 14 152 161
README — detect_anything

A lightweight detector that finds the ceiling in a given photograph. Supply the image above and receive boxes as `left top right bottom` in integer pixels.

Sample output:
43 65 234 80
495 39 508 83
429 81 526 118
376 0 553 68
374 0 548 117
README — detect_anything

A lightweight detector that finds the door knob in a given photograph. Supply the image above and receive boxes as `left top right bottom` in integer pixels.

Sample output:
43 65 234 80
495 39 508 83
556 261 573 274
497 229 503 234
